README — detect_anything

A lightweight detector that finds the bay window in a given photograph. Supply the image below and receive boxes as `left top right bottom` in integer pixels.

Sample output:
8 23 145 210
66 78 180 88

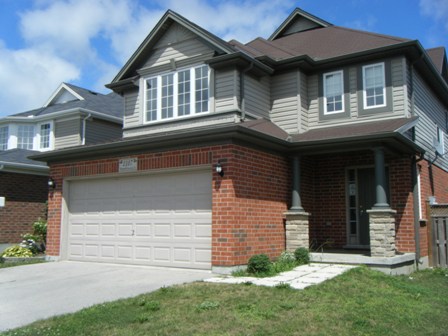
17 125 35 149
144 65 209 123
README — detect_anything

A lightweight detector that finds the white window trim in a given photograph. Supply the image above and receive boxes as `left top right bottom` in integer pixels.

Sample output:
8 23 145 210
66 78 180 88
37 121 54 151
323 70 344 115
143 65 210 124
362 62 386 110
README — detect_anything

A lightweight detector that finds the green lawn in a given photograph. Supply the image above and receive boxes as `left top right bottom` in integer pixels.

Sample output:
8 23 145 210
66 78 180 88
0 259 45 269
2 267 448 336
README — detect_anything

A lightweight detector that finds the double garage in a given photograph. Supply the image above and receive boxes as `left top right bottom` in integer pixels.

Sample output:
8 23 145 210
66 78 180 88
63 169 212 269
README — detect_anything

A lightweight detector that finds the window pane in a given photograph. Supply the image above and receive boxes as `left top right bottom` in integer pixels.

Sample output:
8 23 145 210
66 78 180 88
145 78 158 121
161 74 174 119
364 63 385 107
17 125 34 149
40 123 51 149
178 69 191 116
324 72 343 113
0 126 8 150
195 65 208 113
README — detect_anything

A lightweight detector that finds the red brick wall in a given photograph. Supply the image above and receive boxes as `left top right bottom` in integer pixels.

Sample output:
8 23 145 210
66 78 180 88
46 144 290 266
0 172 48 243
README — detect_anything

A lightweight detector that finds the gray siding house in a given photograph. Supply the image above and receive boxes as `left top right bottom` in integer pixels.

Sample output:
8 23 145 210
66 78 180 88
0 83 123 245
36 8 447 274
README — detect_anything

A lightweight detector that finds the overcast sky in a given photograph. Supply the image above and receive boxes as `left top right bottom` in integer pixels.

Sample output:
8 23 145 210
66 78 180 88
0 0 447 117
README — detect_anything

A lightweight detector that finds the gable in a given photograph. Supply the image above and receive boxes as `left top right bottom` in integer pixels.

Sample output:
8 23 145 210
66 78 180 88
143 22 215 69
110 10 234 85
269 8 332 41
44 83 84 107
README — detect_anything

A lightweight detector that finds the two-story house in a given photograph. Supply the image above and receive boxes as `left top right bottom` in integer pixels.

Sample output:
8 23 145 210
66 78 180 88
0 83 123 246
33 8 448 274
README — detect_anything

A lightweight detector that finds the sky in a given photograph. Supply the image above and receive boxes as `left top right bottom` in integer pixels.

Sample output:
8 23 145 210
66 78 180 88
0 0 447 117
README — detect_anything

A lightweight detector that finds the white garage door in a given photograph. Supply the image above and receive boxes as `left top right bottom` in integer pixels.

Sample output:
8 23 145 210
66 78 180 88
66 170 212 269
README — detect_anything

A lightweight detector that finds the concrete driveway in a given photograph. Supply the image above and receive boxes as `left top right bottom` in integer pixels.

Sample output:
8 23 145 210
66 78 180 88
0 261 211 332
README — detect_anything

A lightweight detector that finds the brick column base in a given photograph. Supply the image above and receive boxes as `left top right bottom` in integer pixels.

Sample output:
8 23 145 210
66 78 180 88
284 211 310 252
367 208 397 257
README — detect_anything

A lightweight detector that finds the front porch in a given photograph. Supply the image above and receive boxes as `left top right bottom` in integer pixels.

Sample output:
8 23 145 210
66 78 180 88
309 249 416 275
284 145 422 274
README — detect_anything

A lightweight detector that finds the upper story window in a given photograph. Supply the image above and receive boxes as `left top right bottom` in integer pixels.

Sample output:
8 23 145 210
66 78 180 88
363 63 386 109
0 126 8 150
323 70 344 114
144 65 209 123
17 125 35 150
436 126 446 155
39 122 52 150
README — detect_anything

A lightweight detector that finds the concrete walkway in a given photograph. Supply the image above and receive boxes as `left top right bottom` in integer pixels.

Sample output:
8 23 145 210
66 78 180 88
205 263 355 289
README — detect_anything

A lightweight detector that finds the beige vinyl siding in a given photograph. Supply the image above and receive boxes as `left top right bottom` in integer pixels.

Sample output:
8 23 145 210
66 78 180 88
413 70 448 170
307 74 319 127
144 38 213 69
85 120 122 145
300 73 308 132
215 69 238 112
245 75 270 119
270 71 300 133
349 67 358 119
391 58 407 116
54 118 81 149
123 90 140 129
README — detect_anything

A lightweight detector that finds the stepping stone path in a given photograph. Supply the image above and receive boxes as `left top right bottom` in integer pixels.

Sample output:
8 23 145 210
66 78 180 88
205 263 355 290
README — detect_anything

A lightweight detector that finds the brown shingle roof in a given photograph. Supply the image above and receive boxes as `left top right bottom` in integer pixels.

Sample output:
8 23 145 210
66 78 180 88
246 26 410 61
290 117 418 143
426 47 446 74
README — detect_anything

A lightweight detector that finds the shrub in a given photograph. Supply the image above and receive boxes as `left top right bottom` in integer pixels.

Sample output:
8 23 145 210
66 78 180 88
294 247 310 265
1 245 34 258
277 251 296 264
247 254 271 274
33 219 47 244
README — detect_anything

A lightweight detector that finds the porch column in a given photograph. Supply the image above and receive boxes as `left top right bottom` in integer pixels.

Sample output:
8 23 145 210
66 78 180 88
373 147 389 209
290 155 304 211
285 155 310 252
367 208 397 257
369 147 396 257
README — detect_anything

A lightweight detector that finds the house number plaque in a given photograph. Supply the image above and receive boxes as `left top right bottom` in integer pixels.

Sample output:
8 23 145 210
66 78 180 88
119 158 138 173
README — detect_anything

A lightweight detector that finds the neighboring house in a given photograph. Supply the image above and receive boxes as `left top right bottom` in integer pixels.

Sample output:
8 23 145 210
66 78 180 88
0 83 123 245
33 8 448 274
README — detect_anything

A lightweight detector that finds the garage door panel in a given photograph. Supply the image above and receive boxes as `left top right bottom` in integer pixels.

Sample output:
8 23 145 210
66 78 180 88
67 170 212 269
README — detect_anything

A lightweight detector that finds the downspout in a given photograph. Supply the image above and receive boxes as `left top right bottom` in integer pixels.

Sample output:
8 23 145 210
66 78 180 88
409 54 424 267
239 62 254 122
411 156 422 267
81 113 92 145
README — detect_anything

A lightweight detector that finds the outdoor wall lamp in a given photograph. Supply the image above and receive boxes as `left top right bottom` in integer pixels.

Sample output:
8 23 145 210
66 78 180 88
48 177 56 190
215 162 224 177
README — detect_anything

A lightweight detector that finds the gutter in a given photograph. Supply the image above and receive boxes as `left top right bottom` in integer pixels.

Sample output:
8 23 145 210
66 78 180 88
0 108 122 125
81 113 92 145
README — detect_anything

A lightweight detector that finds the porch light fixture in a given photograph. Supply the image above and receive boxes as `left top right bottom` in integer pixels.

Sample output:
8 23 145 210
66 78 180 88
215 162 224 177
48 177 56 190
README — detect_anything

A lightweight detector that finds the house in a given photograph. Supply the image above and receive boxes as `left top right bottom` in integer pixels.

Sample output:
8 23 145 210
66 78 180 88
0 83 123 246
32 8 448 274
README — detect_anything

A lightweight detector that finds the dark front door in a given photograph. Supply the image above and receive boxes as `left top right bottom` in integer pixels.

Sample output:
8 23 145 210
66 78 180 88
357 168 376 246
347 167 390 247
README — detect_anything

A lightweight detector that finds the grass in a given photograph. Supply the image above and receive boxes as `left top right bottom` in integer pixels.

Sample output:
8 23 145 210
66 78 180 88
2 267 448 336
0 259 45 269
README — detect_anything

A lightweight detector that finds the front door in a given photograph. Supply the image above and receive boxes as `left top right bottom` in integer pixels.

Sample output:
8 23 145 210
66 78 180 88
347 167 389 247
